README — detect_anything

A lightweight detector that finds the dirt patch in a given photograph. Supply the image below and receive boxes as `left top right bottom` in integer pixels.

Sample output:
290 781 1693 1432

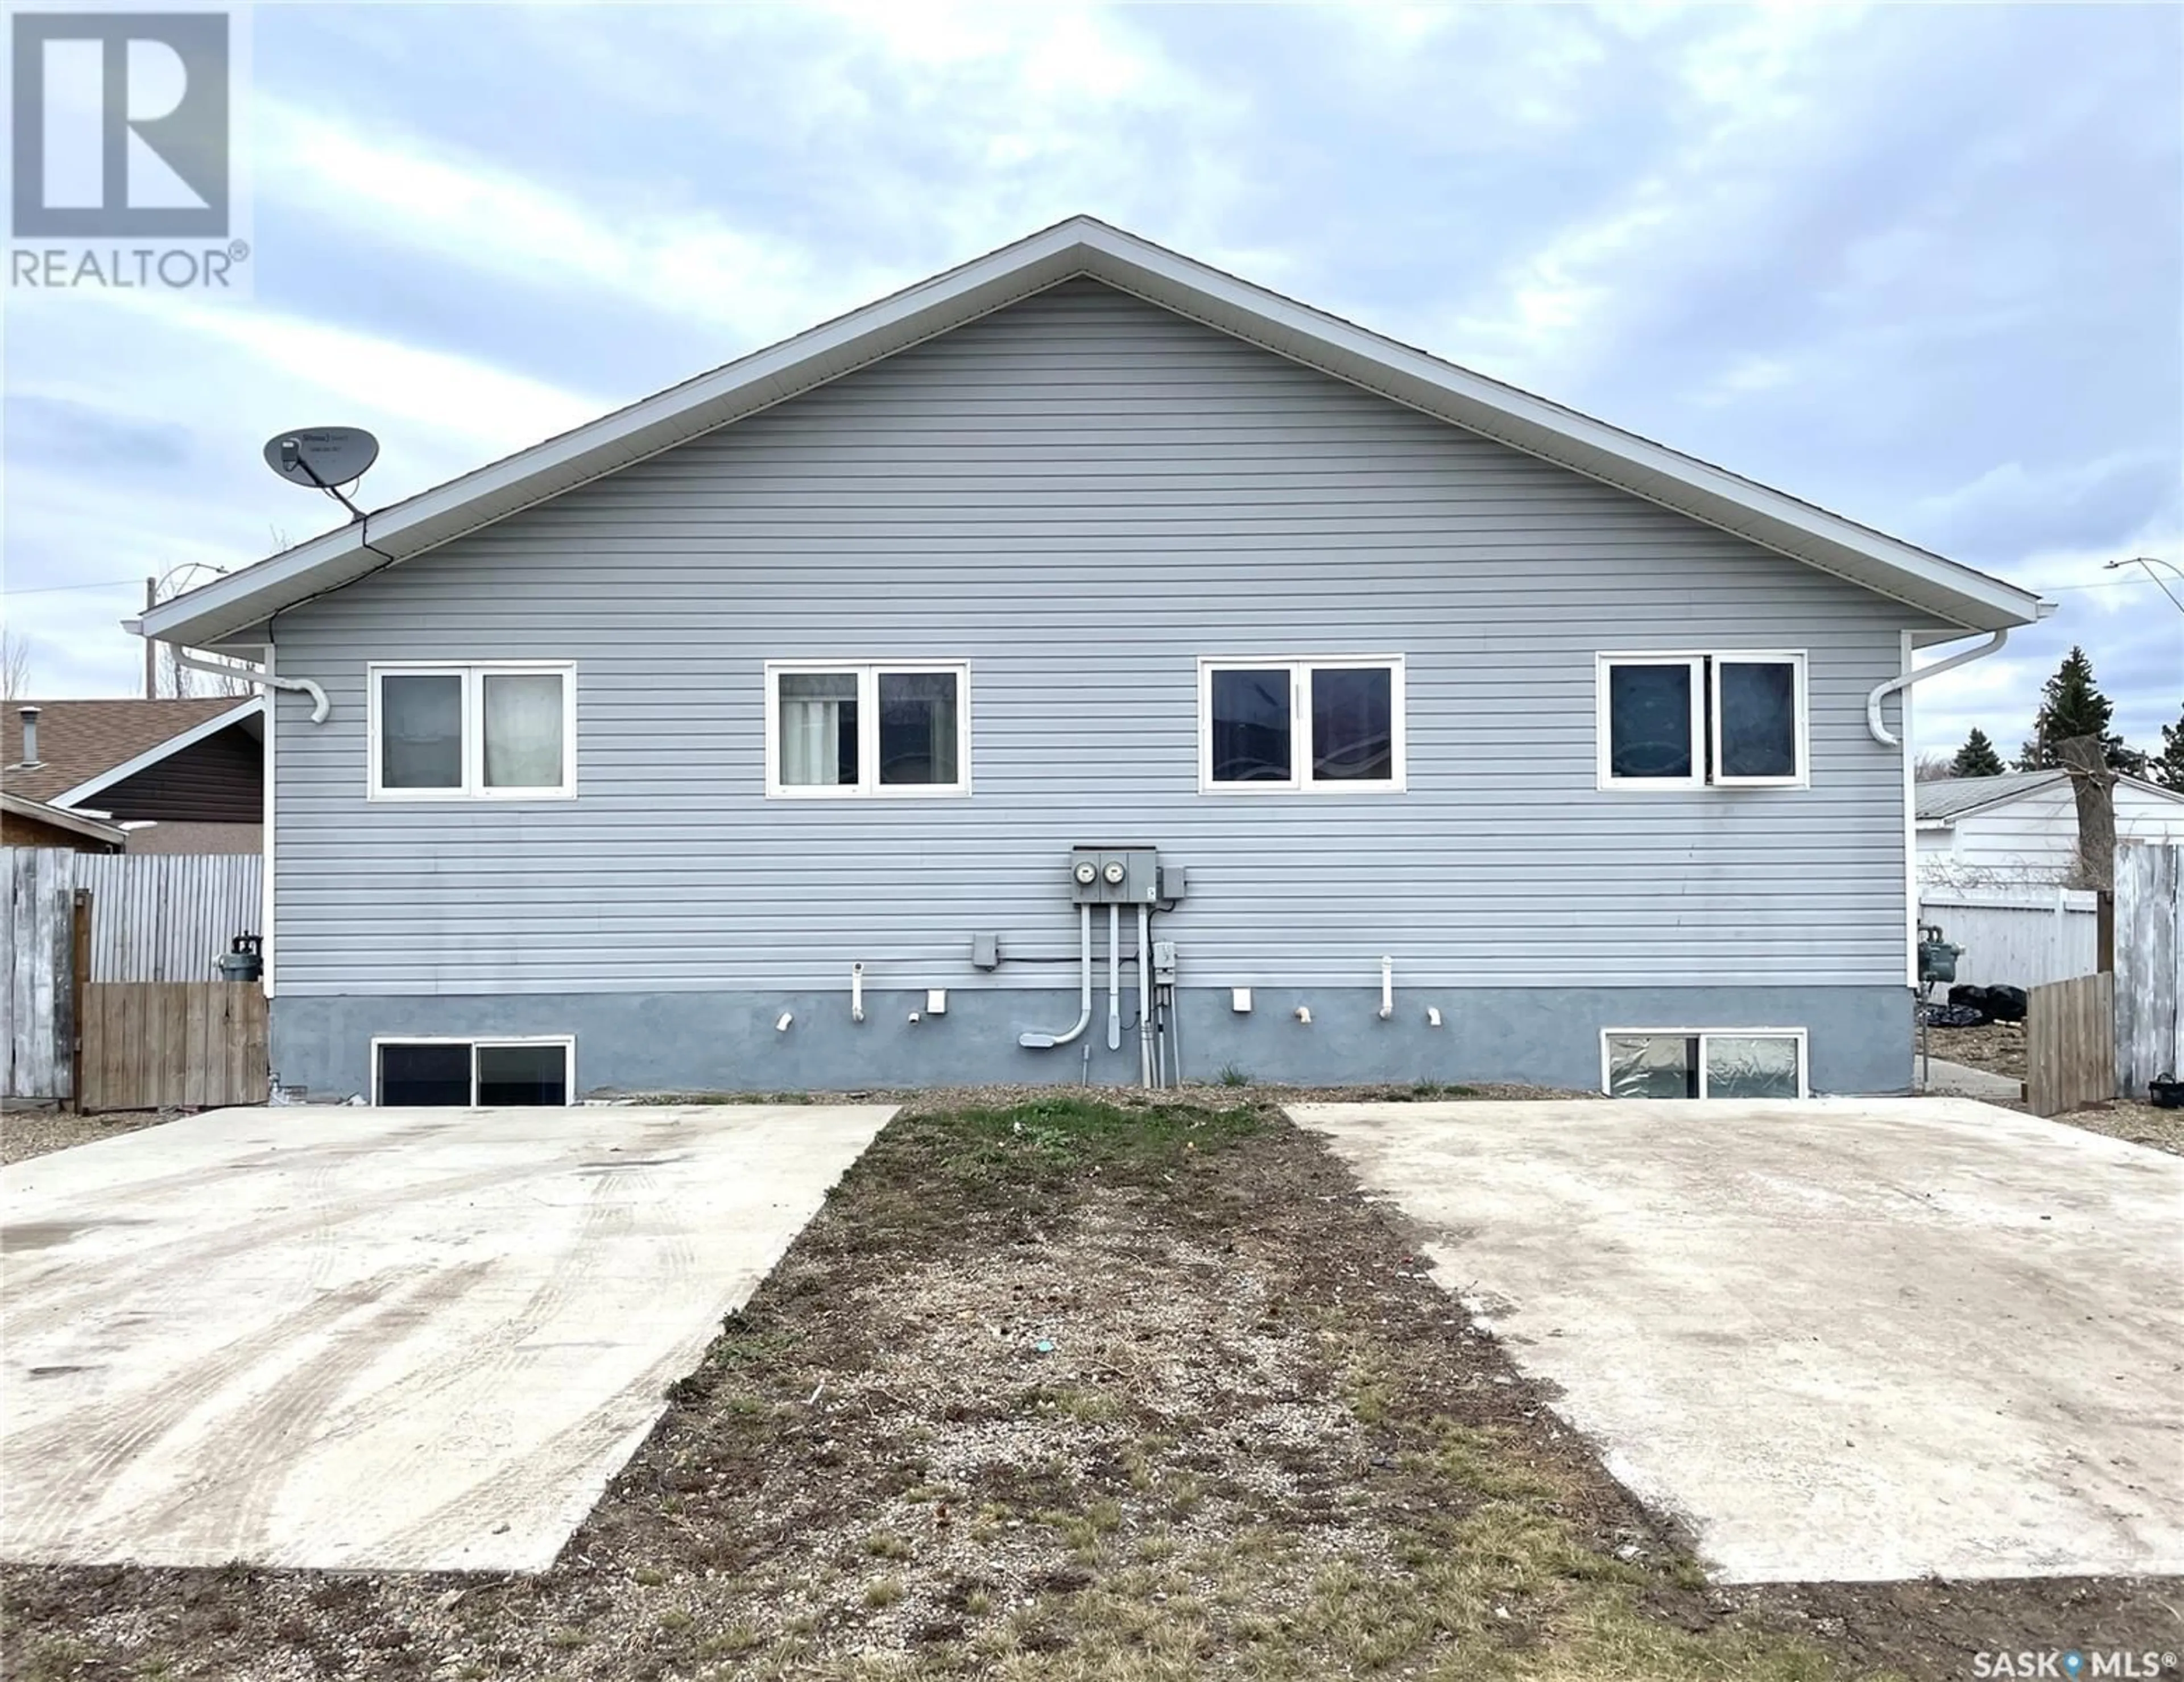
0 1106 176 1166
1924 1018 2028 1080
3 1090 2177 1681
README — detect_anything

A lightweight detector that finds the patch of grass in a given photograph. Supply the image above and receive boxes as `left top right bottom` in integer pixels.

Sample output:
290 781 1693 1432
861 1530 915 1560
1408 1079 1479 1099
1217 1063 1253 1087
862 1576 904 1609
919 1096 1265 1186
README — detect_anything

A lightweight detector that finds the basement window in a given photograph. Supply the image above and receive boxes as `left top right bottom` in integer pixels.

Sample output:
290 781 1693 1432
767 662 970 797
370 663 576 800
1600 1029 1807 1100
1595 653 1806 789
372 1038 574 1106
1199 656 1406 792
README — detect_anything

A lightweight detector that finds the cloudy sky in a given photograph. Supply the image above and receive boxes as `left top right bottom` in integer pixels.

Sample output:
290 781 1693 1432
6 2 2179 757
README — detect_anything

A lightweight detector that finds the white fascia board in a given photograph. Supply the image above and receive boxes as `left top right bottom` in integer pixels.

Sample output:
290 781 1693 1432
48 696 266 809
139 216 2053 648
2 791 127 844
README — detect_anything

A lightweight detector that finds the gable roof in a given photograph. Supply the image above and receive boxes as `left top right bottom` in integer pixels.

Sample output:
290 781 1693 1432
137 216 2054 650
1 697 263 807
1917 769 2184 824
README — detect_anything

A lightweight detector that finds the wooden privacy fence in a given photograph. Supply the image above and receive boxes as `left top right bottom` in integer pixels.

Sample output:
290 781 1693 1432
69 852 262 981
4 849 263 1104
2115 842 2182 1099
2027 972 2115 1118
80 983 268 1112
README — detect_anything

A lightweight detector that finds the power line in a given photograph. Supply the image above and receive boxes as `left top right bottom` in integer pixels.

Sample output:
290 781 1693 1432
5 576 142 596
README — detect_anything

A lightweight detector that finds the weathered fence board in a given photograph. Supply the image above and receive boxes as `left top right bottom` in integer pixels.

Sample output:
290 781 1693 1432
2115 842 2182 1099
81 982 268 1112
2028 972 2116 1118
5 850 74 1100
70 852 262 982
1917 888 2099 990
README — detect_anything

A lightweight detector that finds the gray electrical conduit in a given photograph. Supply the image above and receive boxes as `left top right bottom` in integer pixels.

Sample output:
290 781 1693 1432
1864 629 2007 748
1018 905 1094 1049
173 649 330 723
1138 904 1153 1088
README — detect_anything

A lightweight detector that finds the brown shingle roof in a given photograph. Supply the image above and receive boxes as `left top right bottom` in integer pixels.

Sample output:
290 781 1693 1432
1 698 249 805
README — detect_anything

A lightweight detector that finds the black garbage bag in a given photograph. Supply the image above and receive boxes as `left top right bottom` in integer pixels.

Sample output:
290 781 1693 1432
1919 1001 1984 1028
1983 985 2029 1023
1946 985 1992 1022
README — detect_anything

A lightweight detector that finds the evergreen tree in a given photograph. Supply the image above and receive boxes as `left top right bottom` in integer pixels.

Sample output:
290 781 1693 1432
2150 705 2184 792
1949 728 2004 777
2015 647 2141 772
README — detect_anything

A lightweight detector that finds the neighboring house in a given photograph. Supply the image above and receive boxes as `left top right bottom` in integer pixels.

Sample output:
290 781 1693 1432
1 790 125 852
1917 770 2184 887
1 698 264 855
135 218 2051 1105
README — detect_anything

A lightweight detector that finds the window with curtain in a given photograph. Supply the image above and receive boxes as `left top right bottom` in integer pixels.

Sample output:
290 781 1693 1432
1201 657 1405 791
779 672 859 787
371 664 575 799
482 672 566 789
767 664 969 797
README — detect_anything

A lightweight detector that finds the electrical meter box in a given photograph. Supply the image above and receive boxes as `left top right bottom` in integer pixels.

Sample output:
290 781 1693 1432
1069 844 1160 905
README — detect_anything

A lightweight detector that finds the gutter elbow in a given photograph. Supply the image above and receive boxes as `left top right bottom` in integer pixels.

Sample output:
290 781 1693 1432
1866 628 2008 748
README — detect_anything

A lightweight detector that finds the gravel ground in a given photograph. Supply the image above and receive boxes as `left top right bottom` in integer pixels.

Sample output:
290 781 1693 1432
0 1105 176 1166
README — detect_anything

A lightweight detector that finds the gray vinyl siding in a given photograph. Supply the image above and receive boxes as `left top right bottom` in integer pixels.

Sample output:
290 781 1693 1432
270 279 1941 997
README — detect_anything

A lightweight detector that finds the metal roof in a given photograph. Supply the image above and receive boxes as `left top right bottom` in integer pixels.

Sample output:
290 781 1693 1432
1918 768 2184 823
1915 770 2069 823
138 216 2055 651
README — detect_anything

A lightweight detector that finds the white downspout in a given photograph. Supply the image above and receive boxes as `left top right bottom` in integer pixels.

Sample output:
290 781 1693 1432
1107 903 1121 1053
172 649 330 724
1378 955 1394 1021
1018 906 1094 1049
1137 905 1153 1088
1865 629 2007 747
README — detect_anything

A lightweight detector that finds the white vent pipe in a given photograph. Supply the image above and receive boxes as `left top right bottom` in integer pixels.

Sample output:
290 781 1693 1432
1379 955 1393 1020
851 962 865 1023
1019 905 1094 1049
172 649 329 723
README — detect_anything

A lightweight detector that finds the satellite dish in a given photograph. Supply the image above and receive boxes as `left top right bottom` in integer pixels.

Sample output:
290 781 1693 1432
263 426 379 489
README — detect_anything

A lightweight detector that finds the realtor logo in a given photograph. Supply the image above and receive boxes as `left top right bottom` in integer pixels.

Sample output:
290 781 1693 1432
10 11 230 238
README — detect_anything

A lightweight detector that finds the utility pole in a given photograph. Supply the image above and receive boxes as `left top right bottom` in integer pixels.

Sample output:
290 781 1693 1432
144 578 157 699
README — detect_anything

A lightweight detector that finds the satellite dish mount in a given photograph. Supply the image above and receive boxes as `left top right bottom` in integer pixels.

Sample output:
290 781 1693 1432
263 426 380 522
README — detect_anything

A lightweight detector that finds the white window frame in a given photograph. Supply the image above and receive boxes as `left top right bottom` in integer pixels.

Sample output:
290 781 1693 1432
1197 655 1408 794
369 1035 577 1107
1598 1027 1810 1099
763 660 973 799
1595 651 1807 792
367 661 577 802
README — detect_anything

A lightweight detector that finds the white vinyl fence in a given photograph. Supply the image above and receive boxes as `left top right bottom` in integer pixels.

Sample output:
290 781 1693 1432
2 850 262 1100
1918 887 2099 991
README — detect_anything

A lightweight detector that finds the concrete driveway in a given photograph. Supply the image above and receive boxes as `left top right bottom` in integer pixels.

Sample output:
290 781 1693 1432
1294 1097 2184 1584
1 1103 893 1573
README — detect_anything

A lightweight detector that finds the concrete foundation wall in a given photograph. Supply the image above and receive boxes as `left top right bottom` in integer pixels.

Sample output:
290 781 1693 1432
272 984 1913 1101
